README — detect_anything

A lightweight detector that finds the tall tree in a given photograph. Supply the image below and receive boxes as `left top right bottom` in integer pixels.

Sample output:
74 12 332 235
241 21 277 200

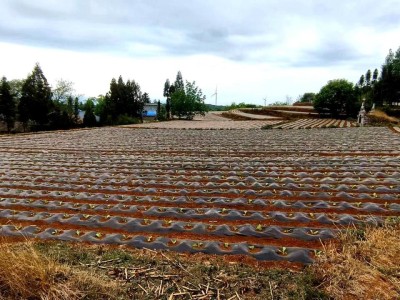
171 80 208 120
0 77 16 132
8 79 25 100
163 79 172 119
372 69 379 84
174 71 184 91
18 63 52 129
103 76 146 124
83 99 97 127
365 70 372 86
358 75 365 87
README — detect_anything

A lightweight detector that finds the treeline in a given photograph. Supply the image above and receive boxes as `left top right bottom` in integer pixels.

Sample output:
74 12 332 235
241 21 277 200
356 47 400 114
0 64 150 133
300 46 400 118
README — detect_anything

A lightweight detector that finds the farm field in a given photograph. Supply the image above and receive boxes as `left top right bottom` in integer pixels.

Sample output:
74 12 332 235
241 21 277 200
0 126 399 266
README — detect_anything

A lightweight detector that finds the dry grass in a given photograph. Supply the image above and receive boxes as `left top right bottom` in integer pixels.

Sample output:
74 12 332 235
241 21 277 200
368 109 400 125
314 222 400 300
0 239 124 300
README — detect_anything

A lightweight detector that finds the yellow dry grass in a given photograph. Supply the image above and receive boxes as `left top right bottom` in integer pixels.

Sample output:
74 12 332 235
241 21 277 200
368 109 400 125
314 223 400 300
0 239 123 300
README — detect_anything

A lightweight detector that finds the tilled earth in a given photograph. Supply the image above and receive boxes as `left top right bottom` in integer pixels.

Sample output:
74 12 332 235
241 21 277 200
0 126 399 265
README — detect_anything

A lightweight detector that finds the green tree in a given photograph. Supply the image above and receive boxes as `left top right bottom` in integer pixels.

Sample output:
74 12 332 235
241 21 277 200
156 100 167 121
358 75 365 87
8 79 25 100
365 69 372 86
372 69 379 84
174 71 184 91
18 63 53 129
163 79 172 119
0 77 16 132
297 92 316 103
171 80 208 120
379 47 400 106
83 99 97 127
314 79 358 118
102 76 146 124
73 97 80 123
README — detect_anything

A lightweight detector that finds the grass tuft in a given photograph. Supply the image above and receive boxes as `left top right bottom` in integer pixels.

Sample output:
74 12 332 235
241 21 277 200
0 239 124 300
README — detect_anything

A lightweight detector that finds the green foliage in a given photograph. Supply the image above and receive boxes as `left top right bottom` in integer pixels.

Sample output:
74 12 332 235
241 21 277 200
171 80 208 120
83 99 97 127
226 102 260 110
8 79 25 100
297 92 316 103
101 76 146 125
0 77 16 132
18 63 53 129
269 101 289 106
357 46 400 108
156 100 167 121
314 79 359 118
115 115 140 125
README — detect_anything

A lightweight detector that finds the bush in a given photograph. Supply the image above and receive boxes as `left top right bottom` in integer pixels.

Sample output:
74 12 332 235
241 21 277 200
115 114 140 125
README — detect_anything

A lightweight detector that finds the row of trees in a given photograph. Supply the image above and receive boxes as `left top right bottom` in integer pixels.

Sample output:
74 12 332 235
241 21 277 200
310 46 400 118
162 71 207 120
0 64 151 132
356 47 400 109
0 64 82 132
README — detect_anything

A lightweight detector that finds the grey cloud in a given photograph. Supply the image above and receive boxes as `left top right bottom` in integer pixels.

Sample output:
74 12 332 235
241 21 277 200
0 0 398 65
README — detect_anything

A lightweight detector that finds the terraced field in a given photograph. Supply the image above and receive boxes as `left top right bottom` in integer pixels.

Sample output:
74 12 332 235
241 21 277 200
0 127 399 265
273 118 357 129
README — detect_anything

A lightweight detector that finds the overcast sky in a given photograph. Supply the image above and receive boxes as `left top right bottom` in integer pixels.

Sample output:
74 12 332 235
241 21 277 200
0 0 399 105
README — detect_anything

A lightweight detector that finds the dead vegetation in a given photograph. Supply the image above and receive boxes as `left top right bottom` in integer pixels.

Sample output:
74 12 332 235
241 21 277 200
368 109 400 125
313 221 400 300
0 239 124 300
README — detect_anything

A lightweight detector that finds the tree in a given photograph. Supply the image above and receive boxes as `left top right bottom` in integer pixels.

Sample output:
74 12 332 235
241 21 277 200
102 76 146 124
8 79 25 100
163 79 172 119
83 99 97 127
142 92 150 104
156 100 167 121
18 63 52 129
297 92 316 103
174 71 184 91
171 80 208 120
0 77 16 132
379 47 400 105
314 79 358 118
73 97 80 123
358 75 365 87
365 69 372 86
52 79 74 103
372 69 379 84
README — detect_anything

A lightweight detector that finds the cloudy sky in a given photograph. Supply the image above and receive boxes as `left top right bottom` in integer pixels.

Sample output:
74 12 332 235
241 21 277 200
0 0 399 105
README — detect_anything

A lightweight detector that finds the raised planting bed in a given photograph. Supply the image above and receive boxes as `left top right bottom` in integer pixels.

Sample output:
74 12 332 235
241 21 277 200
0 127 399 265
